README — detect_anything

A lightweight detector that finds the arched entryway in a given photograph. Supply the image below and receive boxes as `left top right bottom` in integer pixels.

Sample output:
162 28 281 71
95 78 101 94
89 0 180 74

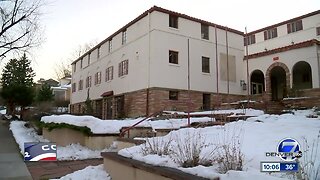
266 62 290 101
292 61 312 90
250 70 265 95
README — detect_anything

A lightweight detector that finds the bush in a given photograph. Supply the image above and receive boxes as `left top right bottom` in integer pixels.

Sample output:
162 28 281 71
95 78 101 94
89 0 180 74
170 131 217 168
140 126 245 171
296 131 320 180
213 125 244 173
141 135 173 156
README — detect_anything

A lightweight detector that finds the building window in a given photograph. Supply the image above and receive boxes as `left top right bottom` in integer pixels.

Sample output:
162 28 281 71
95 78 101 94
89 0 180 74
169 91 178 100
287 20 303 34
108 39 112 52
202 56 210 73
80 58 83 68
169 50 178 64
88 53 91 65
86 76 92 88
78 80 83 90
106 66 114 81
264 28 277 40
95 72 101 85
118 60 129 77
244 34 256 46
201 24 209 40
169 15 178 28
316 27 320 36
72 83 76 93
97 46 100 59
122 30 127 45
73 64 76 72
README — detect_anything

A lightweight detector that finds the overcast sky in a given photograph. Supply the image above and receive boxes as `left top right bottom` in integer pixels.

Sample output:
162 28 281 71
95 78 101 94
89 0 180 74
13 0 320 81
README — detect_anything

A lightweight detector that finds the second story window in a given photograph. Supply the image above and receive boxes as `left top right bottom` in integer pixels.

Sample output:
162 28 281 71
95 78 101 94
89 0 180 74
169 15 178 28
118 60 129 77
264 28 277 40
202 56 210 73
106 66 114 81
287 20 303 34
169 50 178 64
80 58 83 68
317 27 320 36
122 30 127 45
244 34 256 46
95 72 101 85
97 46 100 59
78 80 83 90
108 39 112 52
73 64 76 72
88 53 91 65
72 83 76 93
86 76 92 88
201 24 209 40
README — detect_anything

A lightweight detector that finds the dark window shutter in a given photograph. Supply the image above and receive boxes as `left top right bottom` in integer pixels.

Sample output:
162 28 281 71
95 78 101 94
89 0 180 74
274 28 278 38
264 31 267 40
287 23 291 34
244 37 247 46
297 20 303 31
118 63 121 77
252 35 256 44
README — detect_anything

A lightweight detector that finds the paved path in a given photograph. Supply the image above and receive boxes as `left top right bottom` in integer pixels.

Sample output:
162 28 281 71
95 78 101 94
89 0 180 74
26 158 103 179
0 120 32 180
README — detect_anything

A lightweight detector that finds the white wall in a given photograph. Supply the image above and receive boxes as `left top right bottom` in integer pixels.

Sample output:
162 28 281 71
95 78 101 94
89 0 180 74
71 15 151 104
248 46 319 89
149 11 245 95
248 14 320 54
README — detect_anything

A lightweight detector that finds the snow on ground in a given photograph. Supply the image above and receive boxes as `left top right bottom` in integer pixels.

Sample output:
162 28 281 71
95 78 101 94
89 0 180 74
119 109 320 180
53 164 110 180
41 109 263 134
9 121 105 160
0 109 6 115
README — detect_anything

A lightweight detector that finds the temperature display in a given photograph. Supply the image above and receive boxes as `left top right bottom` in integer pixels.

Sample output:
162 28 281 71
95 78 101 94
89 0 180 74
261 162 299 172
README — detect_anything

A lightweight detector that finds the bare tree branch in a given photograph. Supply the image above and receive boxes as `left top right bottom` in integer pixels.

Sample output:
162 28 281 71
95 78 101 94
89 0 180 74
0 0 44 60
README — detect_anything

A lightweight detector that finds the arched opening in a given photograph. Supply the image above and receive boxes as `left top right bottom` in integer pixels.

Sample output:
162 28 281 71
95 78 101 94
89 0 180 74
292 61 312 90
250 70 265 95
270 66 288 100
270 66 286 100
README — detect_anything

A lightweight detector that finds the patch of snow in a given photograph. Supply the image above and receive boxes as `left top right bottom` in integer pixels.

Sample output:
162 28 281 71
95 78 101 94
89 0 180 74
0 109 6 114
283 97 310 100
118 110 320 180
10 121 49 154
55 164 110 180
41 115 217 134
9 121 108 160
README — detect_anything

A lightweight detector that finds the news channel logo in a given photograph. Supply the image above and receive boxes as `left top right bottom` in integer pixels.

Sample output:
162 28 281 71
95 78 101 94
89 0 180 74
24 142 57 161
266 138 302 161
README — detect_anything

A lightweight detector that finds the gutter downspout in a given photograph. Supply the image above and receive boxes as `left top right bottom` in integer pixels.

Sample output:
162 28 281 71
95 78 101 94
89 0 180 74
146 12 151 116
317 43 320 88
215 25 219 107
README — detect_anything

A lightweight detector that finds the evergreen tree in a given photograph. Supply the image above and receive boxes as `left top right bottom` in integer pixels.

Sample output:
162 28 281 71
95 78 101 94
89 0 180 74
36 83 54 102
0 54 35 116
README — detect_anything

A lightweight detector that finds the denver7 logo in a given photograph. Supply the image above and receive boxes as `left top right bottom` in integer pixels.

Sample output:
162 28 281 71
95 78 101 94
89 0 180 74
277 138 301 161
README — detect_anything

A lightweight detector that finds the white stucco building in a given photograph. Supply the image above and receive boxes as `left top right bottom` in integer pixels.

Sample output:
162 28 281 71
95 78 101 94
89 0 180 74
71 6 320 118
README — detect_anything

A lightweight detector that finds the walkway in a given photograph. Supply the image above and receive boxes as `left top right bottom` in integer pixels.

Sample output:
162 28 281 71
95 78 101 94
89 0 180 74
0 119 32 180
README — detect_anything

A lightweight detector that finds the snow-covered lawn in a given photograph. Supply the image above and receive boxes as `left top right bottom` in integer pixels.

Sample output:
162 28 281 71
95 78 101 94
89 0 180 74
119 109 320 180
41 109 264 134
9 121 106 160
